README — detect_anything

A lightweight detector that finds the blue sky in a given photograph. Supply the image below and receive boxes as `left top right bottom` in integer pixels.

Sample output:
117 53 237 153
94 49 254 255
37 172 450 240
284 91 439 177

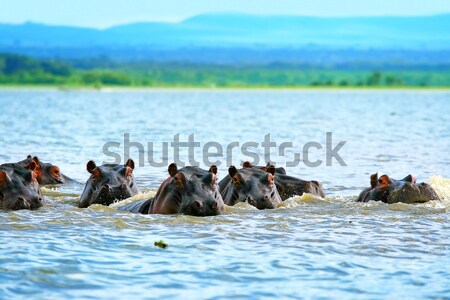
1 0 450 28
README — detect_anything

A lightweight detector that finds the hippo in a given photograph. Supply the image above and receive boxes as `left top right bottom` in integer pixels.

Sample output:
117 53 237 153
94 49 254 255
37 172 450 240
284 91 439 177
256 162 325 200
273 173 325 200
356 173 440 204
78 159 139 208
221 162 324 202
219 164 282 209
3 155 76 185
0 162 43 210
119 164 224 216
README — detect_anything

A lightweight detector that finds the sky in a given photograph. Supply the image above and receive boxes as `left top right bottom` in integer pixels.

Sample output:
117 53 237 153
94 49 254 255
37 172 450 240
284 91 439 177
1 0 450 28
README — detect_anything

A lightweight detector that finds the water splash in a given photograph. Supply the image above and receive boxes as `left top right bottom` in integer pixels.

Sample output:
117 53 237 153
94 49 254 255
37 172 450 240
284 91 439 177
429 175 450 201
109 189 157 208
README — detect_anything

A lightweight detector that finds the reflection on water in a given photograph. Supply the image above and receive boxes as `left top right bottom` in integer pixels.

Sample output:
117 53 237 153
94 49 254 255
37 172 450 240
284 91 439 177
0 89 449 299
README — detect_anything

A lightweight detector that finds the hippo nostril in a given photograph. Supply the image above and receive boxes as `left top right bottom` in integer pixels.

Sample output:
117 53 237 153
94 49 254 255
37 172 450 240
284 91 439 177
194 201 202 210
120 183 127 190
211 201 218 210
101 184 110 191
37 197 43 203
246 197 257 206
17 197 30 209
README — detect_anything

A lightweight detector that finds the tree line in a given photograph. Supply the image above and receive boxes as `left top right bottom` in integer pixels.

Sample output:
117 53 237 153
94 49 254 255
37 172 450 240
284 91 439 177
0 53 448 87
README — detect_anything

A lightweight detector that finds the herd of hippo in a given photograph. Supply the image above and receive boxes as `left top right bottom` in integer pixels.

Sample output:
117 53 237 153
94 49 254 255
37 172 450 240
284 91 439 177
0 155 441 215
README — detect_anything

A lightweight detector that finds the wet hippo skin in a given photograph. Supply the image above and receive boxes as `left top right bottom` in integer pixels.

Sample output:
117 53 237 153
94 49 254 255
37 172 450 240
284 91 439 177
79 159 139 208
3 155 77 185
219 164 282 209
0 162 43 210
119 164 225 216
357 173 440 204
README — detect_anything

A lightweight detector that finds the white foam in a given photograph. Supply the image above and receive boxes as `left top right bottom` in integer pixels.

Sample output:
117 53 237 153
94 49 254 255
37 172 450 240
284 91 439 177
429 175 450 206
109 189 157 208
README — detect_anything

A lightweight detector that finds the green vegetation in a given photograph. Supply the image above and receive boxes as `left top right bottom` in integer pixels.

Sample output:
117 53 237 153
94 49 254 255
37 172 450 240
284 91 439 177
1 53 449 88
154 240 168 249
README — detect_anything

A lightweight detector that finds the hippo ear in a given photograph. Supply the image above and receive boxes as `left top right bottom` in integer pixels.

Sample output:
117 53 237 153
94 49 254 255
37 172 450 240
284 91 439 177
402 174 416 183
0 171 9 186
370 173 378 188
125 166 133 177
125 159 135 170
266 173 274 185
87 160 97 174
208 165 218 175
27 156 41 170
228 166 238 178
87 161 101 177
378 175 391 188
266 165 276 176
168 163 178 177
173 172 186 189
124 159 135 176
242 161 252 168
27 155 32 159
32 156 41 166
28 161 37 171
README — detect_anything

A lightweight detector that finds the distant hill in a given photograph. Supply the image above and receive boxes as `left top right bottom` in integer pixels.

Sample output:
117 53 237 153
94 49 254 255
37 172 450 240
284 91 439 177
1 13 449 49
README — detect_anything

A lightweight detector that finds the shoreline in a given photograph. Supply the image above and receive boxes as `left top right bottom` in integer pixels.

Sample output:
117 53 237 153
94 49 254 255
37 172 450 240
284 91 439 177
0 85 449 92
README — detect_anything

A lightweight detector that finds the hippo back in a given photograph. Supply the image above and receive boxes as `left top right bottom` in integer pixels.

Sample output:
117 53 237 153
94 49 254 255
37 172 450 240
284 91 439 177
14 155 74 185
274 173 325 200
118 198 154 214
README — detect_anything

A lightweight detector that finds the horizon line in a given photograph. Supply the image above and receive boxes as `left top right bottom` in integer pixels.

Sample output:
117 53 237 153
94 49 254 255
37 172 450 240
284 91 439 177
1 11 449 30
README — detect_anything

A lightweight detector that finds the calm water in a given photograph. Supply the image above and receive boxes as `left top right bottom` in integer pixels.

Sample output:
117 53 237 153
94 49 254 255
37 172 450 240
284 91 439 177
1 89 450 299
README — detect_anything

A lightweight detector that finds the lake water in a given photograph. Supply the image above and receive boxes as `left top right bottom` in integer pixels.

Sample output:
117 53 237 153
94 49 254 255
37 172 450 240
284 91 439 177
1 89 450 299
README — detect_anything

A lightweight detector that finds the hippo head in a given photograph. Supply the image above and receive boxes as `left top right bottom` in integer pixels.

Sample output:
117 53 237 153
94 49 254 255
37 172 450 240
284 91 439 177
0 162 43 210
154 164 224 216
78 159 139 208
357 173 440 204
222 164 282 209
26 156 64 185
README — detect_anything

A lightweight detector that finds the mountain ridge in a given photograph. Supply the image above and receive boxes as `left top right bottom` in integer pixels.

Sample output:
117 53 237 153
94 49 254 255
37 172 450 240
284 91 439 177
0 13 449 49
